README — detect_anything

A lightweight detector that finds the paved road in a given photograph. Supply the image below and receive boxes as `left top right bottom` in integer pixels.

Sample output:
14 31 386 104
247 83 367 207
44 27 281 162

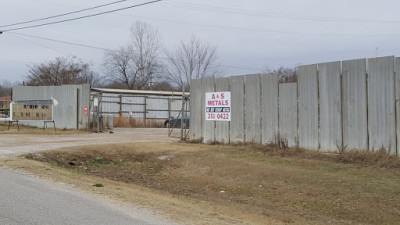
0 128 180 225
0 168 177 225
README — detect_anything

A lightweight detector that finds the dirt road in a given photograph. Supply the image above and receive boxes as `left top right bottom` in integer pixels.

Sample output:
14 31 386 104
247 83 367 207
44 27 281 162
0 128 179 156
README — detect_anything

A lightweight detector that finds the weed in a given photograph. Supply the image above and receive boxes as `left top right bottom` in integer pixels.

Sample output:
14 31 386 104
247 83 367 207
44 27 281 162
336 146 400 168
336 144 348 160
94 156 103 163
274 134 288 149
93 183 104 187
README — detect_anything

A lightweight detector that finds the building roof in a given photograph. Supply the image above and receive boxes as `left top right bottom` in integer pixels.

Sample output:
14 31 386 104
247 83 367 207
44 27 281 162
13 100 53 105
91 88 190 96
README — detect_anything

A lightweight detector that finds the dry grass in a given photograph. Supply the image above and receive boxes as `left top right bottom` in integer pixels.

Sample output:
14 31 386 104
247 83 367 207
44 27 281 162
337 148 400 168
0 122 87 135
113 117 164 128
4 142 400 224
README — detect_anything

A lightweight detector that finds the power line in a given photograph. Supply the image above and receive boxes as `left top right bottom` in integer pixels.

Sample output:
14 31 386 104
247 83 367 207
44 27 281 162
0 0 131 28
4 0 398 37
6 32 262 72
10 32 112 51
0 0 162 33
9 33 68 55
0 58 34 65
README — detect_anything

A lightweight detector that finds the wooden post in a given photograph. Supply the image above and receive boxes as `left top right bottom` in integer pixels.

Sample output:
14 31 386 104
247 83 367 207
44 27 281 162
118 94 123 126
168 98 171 136
144 96 147 127
181 85 185 140
76 88 80 129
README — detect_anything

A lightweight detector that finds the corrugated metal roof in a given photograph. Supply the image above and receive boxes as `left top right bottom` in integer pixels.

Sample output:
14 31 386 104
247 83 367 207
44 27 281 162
91 88 190 96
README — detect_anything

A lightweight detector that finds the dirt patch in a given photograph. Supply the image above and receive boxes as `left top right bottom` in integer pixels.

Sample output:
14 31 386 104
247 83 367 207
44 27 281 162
13 142 400 225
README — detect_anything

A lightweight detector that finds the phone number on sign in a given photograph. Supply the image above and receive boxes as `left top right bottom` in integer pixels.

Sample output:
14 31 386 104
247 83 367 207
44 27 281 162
207 113 230 120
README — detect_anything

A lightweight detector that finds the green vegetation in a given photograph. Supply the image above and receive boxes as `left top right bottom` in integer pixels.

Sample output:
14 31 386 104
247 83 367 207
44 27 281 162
93 183 104 187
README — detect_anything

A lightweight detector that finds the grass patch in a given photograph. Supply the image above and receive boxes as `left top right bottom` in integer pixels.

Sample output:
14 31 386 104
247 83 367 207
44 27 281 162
17 143 400 224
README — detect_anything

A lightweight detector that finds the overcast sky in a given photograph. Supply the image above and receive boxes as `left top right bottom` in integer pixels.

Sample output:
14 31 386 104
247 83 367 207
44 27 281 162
1 0 400 84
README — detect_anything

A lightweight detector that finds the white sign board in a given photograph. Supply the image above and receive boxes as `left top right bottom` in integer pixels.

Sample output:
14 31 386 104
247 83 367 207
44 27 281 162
93 98 99 107
205 91 231 121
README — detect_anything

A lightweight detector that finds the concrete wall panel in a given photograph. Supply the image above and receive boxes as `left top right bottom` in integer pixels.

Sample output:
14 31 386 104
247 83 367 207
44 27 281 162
229 76 245 143
396 57 400 155
215 77 230 143
368 56 396 154
278 83 298 147
202 77 215 143
261 74 279 144
319 61 342 151
189 56 398 153
298 65 319 150
190 79 203 140
342 59 368 150
244 74 261 143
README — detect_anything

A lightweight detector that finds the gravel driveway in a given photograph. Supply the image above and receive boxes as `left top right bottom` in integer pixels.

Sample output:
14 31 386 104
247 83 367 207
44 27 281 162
0 128 179 157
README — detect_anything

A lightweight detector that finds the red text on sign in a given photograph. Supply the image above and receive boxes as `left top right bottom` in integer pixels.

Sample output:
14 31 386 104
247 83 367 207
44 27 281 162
207 100 229 106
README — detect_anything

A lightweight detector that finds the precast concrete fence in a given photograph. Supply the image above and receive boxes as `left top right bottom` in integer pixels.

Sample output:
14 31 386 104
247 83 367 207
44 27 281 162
190 56 400 155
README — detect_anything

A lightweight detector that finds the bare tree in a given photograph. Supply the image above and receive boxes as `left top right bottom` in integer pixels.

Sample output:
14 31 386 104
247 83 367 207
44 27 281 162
0 80 13 97
26 56 97 86
104 21 162 90
143 81 178 91
164 35 219 90
264 66 298 83
77 64 102 87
